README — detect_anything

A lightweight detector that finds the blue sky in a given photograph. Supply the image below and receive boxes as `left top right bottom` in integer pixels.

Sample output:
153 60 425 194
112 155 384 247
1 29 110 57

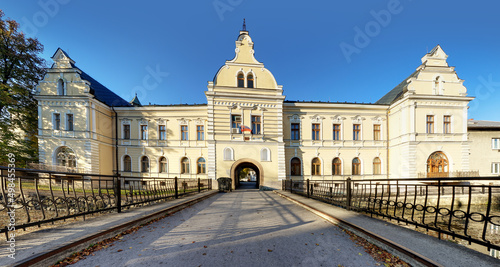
3 1 500 120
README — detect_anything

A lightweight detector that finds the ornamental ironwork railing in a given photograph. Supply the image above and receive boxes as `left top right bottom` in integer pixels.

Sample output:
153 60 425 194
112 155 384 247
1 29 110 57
283 177 500 252
0 166 212 240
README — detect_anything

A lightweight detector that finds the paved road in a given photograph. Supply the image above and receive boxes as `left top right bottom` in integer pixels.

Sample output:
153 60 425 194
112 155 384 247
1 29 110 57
74 189 379 267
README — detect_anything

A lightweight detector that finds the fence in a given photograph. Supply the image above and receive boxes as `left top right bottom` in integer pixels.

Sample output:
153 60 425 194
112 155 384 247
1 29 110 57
0 166 212 240
283 177 500 252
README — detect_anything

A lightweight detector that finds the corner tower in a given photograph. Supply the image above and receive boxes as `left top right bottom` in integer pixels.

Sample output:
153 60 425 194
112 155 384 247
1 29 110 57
206 25 285 188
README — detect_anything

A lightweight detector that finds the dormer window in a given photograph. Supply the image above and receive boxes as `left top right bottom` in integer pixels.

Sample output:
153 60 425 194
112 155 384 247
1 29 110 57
57 79 65 95
247 74 254 88
237 73 244 87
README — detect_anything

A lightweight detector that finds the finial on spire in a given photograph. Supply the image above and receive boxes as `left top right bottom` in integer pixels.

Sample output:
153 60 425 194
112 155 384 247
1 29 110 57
242 18 246 31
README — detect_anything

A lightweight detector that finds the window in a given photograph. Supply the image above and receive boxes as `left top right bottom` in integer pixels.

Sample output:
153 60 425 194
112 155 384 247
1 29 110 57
181 157 190 174
312 158 321 175
332 158 341 175
66 114 74 131
223 147 234 161
159 157 167 173
333 124 341 140
291 158 301 176
353 124 360 140
247 74 254 88
291 123 300 140
141 156 149 173
492 138 500 149
251 116 261 134
197 125 204 140
373 124 380 140
55 146 76 168
443 116 451 134
197 158 206 174
181 125 188 140
352 158 361 175
53 113 61 130
492 163 500 175
312 124 320 140
159 125 166 140
57 79 65 95
426 115 434 134
231 115 241 133
261 148 270 161
123 124 130 139
237 73 244 87
140 125 148 140
426 152 448 176
373 157 381 175
123 155 131 172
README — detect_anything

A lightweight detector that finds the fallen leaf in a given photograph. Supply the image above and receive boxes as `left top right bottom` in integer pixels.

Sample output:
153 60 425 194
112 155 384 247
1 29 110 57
358 253 362 256
117 249 123 252
202 253 207 255
204 246 207 248
268 249 273 252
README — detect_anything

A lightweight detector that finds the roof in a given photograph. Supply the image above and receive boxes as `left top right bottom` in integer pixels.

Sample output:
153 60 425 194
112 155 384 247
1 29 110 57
467 120 500 130
129 94 142 107
284 100 377 105
78 70 131 107
375 71 419 105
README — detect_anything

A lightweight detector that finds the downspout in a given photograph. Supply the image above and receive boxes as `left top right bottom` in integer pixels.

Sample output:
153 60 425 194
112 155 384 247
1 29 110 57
386 108 390 179
112 106 119 176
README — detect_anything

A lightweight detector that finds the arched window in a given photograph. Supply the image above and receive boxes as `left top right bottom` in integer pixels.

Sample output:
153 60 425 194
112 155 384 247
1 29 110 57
141 156 149 173
159 157 167 173
373 157 381 175
352 158 361 175
312 158 321 176
261 148 270 161
181 157 190 174
55 146 76 168
57 79 65 95
237 73 244 88
291 157 301 176
332 158 342 175
427 152 449 177
123 155 132 172
223 147 234 161
197 157 206 174
247 74 254 88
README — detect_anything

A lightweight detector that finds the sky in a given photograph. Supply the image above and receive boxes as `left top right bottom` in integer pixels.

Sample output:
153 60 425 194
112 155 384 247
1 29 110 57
2 0 500 120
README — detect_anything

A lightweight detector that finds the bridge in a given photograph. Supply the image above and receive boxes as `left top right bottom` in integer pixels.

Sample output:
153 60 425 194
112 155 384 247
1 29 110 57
1 167 499 266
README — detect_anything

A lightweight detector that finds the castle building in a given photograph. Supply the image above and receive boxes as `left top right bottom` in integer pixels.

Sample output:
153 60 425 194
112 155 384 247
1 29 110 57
34 28 500 189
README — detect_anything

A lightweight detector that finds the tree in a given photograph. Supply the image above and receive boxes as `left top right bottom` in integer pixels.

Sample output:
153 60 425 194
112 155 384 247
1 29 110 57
0 10 45 167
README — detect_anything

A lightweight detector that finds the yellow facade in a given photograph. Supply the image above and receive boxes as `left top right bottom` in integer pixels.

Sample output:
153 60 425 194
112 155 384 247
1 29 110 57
34 30 499 189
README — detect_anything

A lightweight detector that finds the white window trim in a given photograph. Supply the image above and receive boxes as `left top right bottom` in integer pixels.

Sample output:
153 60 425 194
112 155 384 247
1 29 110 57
223 147 234 161
332 157 343 175
158 156 168 173
311 157 323 176
260 148 271 162
230 113 242 134
65 112 74 131
158 124 167 141
426 113 435 134
289 157 302 176
196 124 205 141
122 154 132 172
52 112 61 130
121 120 131 140
492 138 500 150
250 110 263 135
180 157 191 174
443 114 452 134
310 114 324 141
139 155 150 173
492 162 500 175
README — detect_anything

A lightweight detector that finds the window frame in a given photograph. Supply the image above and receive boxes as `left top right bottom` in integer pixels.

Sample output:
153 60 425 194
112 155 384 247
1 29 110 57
158 125 166 140
181 157 190 174
291 157 301 176
492 162 500 175
159 156 167 173
426 115 434 134
247 73 254 88
312 123 321 141
311 157 321 176
231 114 242 133
197 157 206 174
332 157 342 175
443 115 451 134
291 123 300 140
333 124 341 141
66 113 74 131
492 138 500 149
373 124 381 141
140 156 149 173
353 124 361 141
373 157 381 175
123 124 131 140
352 158 361 175
181 125 188 141
53 113 61 130
140 125 148 140
123 155 131 172
197 125 204 141
237 73 244 88
251 115 261 135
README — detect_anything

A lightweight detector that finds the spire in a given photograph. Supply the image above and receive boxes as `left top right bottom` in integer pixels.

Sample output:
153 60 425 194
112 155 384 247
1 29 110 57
129 93 142 107
242 18 246 31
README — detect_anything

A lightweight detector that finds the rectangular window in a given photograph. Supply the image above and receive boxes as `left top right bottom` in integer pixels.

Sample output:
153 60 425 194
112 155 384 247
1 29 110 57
373 124 380 140
66 114 74 131
312 123 320 141
53 113 60 130
291 123 300 140
159 125 166 140
123 124 130 140
443 116 451 134
231 115 241 133
251 115 261 134
492 138 500 149
426 115 434 134
181 125 188 140
492 163 500 175
353 124 360 140
197 125 204 140
333 124 341 140
140 125 148 140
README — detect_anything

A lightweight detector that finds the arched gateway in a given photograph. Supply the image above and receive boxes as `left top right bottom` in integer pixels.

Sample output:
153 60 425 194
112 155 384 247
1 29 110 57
230 159 264 189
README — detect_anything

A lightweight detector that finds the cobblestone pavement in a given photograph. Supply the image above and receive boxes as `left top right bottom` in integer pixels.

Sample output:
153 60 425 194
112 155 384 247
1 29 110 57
74 189 379 267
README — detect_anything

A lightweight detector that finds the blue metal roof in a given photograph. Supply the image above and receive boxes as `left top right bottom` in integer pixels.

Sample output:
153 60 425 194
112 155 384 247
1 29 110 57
78 69 131 107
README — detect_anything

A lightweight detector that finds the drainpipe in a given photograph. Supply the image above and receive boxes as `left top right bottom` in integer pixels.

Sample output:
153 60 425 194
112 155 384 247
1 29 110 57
386 108 390 179
112 106 119 176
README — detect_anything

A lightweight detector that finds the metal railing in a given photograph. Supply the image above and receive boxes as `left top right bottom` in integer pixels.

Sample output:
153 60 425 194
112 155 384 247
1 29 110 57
283 177 500 252
0 166 212 240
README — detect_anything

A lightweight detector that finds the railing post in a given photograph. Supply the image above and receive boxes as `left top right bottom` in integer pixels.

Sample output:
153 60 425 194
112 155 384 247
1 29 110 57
174 176 179 199
290 178 293 194
198 178 201 193
307 179 310 198
346 177 352 210
115 173 122 213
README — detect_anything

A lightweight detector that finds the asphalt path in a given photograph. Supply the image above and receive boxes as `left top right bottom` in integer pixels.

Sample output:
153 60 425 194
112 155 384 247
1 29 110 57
73 188 379 267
